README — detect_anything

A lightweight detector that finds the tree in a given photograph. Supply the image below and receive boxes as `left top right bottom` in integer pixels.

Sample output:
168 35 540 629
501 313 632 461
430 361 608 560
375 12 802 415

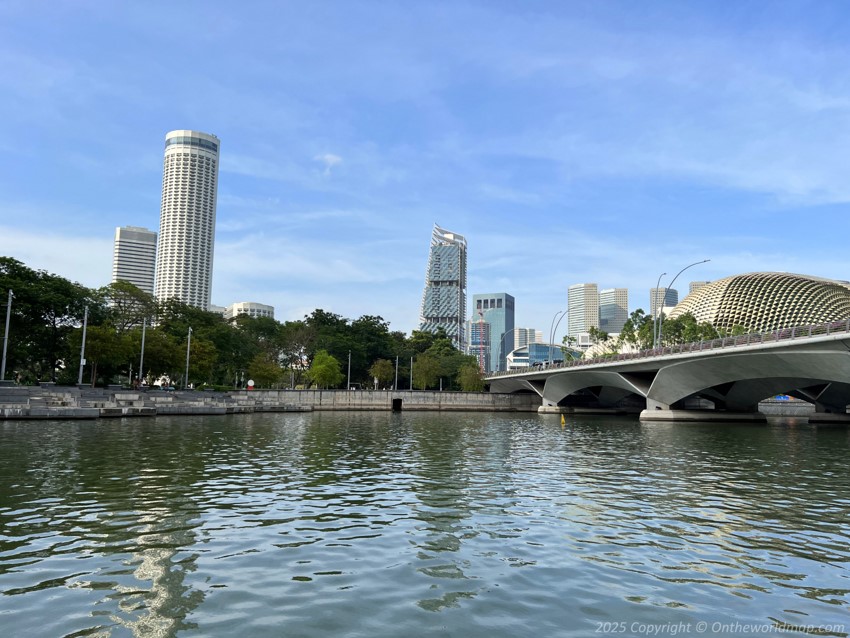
248 353 283 388
70 323 130 386
101 281 159 333
412 354 440 390
457 363 484 391
0 257 104 382
307 350 344 389
369 358 395 389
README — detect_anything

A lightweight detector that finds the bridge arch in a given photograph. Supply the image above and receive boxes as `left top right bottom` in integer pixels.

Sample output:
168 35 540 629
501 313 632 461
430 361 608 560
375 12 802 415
647 351 850 413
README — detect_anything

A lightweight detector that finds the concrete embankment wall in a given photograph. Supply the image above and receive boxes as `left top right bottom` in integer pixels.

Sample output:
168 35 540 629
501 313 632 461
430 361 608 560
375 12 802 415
238 389 542 412
0 385 542 419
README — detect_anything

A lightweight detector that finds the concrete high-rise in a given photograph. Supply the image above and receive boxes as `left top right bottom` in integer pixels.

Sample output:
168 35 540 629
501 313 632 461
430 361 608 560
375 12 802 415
599 288 628 334
419 224 467 349
650 287 679 319
154 130 220 309
469 292 515 372
511 327 543 349
567 283 599 339
112 226 157 294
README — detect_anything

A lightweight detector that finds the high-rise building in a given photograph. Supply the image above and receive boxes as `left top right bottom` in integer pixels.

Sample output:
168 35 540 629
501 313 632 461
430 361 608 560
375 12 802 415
469 292 515 372
419 224 467 349
689 281 710 295
112 226 157 294
154 129 220 310
567 283 599 340
511 327 543 348
224 301 275 320
650 287 679 318
599 288 628 334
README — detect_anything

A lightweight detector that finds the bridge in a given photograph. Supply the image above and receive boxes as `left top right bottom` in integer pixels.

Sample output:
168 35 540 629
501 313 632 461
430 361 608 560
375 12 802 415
485 319 850 422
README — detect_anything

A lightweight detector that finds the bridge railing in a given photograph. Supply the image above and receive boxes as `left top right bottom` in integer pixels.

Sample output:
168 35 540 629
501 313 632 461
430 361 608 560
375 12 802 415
488 317 850 378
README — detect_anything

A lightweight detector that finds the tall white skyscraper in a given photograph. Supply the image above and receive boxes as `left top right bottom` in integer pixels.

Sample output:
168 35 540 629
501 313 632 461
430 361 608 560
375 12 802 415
112 226 157 294
154 129 220 309
567 283 599 338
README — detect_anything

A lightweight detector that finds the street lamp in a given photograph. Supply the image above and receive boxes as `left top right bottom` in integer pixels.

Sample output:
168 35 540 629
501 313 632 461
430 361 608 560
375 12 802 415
138 317 147 388
657 259 710 347
1 289 13 382
652 272 666 348
549 309 568 365
77 306 89 386
184 327 192 389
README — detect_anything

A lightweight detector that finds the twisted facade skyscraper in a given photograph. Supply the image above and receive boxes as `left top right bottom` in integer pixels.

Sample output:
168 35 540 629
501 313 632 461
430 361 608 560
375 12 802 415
419 224 467 349
154 130 220 309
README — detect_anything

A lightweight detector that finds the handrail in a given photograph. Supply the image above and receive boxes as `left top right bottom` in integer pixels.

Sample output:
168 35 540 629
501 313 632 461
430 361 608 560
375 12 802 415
486 317 850 379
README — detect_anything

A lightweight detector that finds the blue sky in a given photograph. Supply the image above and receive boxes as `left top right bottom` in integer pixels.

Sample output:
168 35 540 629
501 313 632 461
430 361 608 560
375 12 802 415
1 0 848 339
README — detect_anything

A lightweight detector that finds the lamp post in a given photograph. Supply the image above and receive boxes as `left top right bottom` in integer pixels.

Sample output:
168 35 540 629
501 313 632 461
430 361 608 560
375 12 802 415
184 327 192 389
549 309 568 365
652 272 667 349
657 259 710 347
394 355 399 390
347 351 351 391
138 317 147 388
77 306 89 386
1 289 12 382
548 310 567 365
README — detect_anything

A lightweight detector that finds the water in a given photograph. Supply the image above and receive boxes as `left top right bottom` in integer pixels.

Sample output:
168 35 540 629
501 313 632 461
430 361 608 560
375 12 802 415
0 412 848 638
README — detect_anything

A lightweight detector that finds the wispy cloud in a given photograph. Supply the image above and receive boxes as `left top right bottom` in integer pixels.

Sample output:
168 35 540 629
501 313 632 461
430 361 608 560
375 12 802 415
314 153 342 176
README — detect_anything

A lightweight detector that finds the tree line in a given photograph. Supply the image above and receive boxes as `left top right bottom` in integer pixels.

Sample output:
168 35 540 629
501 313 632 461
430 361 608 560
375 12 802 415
573 308 746 356
0 257 484 391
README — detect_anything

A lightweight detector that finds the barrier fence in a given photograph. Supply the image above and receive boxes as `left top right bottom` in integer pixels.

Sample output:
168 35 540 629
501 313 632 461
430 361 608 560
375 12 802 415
487 317 850 379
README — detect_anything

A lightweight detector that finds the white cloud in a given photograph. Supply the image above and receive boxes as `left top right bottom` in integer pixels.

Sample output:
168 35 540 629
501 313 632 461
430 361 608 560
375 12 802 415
314 153 342 176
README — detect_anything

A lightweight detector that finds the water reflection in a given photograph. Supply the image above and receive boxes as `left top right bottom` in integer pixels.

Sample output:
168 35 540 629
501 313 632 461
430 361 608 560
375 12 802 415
0 414 848 638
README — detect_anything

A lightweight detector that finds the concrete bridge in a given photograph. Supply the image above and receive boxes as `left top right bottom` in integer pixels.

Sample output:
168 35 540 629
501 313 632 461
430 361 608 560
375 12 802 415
486 319 850 422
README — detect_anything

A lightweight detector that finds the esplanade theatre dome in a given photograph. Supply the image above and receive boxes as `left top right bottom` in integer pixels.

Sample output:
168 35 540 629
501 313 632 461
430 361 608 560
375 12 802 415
668 272 850 334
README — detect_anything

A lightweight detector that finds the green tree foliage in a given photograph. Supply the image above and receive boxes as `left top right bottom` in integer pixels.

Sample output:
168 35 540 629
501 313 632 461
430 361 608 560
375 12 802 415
457 363 485 391
0 257 526 390
369 358 395 389
412 354 440 390
0 257 104 382
307 350 344 389
248 353 283 388
101 281 159 333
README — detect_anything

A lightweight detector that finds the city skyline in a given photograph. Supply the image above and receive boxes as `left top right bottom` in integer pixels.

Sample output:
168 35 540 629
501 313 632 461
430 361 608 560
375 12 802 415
1 2 848 340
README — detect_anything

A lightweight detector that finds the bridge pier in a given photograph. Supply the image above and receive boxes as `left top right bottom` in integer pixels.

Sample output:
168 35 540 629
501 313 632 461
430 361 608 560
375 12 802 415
639 409 766 423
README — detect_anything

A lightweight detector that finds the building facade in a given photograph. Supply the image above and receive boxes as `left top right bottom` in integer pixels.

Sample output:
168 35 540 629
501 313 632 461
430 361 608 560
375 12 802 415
112 226 157 294
511 327 543 349
154 129 220 310
599 287 628 335
650 287 679 319
689 281 710 295
419 224 468 350
224 301 275 320
567 283 600 342
469 292 515 372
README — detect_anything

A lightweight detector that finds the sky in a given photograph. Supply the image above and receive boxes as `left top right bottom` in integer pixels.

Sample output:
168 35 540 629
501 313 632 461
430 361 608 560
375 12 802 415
1 0 849 341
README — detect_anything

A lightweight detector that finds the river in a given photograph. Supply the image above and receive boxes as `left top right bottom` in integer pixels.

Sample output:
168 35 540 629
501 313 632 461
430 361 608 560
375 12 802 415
0 412 848 637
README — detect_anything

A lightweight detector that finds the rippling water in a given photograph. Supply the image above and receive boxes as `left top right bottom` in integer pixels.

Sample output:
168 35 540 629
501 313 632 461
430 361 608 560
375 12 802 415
1 412 848 637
